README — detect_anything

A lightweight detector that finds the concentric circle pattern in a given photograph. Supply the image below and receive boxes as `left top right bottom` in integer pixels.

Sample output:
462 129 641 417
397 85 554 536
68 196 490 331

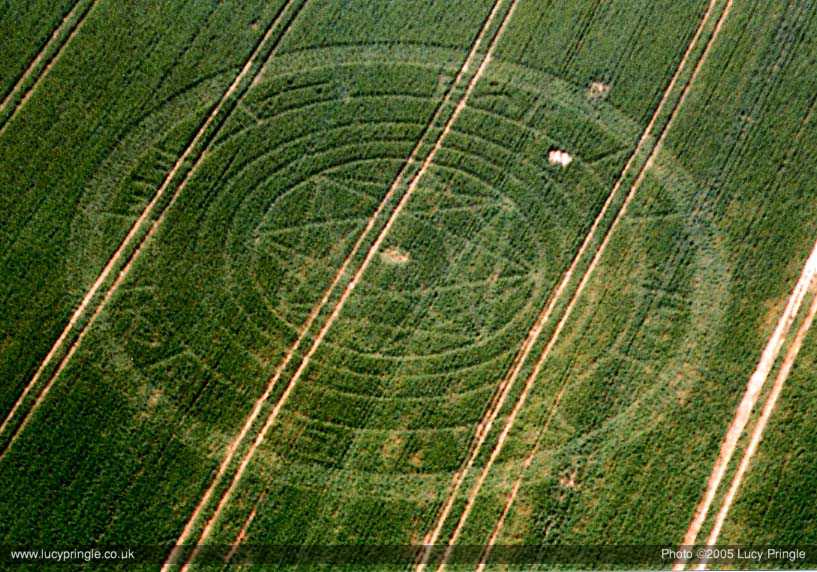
77 45 722 502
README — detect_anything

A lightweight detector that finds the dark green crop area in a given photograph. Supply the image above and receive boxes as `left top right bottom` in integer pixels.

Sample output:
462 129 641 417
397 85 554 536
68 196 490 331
1 0 816 570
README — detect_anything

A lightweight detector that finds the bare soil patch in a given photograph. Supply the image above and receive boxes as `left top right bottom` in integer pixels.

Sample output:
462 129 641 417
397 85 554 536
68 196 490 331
587 81 610 100
381 246 410 264
559 468 577 489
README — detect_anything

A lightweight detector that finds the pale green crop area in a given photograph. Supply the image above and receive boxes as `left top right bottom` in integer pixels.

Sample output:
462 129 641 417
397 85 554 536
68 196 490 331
2 1 816 570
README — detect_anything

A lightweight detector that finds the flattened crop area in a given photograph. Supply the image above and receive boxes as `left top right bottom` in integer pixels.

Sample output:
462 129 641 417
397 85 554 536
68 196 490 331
3 0 817 569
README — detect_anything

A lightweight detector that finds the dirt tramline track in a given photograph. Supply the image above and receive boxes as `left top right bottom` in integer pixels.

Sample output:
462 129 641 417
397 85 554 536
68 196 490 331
225 493 264 564
474 383 567 572
165 0 521 566
675 69 817 570
410 1 733 569
3 0 817 565
696 279 817 570
676 237 817 570
690 93 817 560
0 0 97 136
163 0 516 570
0 0 306 458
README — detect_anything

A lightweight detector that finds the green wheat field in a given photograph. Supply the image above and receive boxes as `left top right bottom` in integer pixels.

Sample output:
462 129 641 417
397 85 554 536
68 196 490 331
2 0 816 569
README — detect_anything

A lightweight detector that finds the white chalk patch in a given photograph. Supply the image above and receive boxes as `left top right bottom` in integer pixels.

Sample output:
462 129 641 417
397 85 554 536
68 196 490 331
548 149 573 167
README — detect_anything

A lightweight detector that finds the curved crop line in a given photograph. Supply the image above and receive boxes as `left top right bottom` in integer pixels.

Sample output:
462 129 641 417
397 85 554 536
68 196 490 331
435 136 561 212
221 91 431 150
0 0 307 457
0 0 97 136
276 39 480 59
230 63 607 190
219 138 423 333
315 173 382 202
166 0 520 566
218 121 424 218
232 51 619 157
401 209 532 273
286 409 495 437
209 117 425 216
229 134 420 236
476 382 567 570
410 0 732 569
311 270 534 365
429 143 584 235
220 150 423 340
467 2 733 566
306 343 521 393
249 58 444 108
481 221 716 565
467 67 641 142
264 40 642 139
0 70 229 273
